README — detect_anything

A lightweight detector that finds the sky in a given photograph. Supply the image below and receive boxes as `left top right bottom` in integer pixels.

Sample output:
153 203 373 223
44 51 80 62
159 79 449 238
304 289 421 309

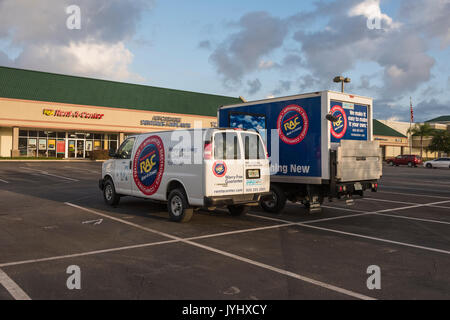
0 0 449 122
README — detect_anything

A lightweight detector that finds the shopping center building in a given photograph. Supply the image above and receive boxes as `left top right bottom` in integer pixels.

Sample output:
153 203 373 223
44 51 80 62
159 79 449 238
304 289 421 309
0 66 242 158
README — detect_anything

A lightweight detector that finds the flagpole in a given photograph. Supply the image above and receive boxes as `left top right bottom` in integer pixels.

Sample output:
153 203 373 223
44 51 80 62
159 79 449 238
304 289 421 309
409 97 412 154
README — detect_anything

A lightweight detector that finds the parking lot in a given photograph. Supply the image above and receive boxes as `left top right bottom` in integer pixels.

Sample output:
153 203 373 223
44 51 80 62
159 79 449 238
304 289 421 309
0 161 449 300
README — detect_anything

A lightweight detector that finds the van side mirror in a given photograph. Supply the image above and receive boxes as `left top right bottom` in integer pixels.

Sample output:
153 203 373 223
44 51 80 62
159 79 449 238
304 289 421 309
108 149 118 158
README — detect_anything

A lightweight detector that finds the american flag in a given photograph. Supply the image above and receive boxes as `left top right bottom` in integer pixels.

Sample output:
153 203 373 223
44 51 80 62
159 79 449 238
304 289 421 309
410 97 414 123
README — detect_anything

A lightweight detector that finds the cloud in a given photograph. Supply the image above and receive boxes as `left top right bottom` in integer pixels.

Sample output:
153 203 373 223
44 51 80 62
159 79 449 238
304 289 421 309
292 0 438 97
398 0 450 49
272 80 292 96
0 0 152 81
247 78 262 95
413 99 450 122
209 11 289 84
198 40 211 50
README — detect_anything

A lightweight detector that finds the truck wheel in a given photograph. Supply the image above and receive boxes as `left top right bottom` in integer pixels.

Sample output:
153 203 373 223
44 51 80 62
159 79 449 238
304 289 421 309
168 189 193 223
103 179 120 206
260 184 287 214
227 205 249 216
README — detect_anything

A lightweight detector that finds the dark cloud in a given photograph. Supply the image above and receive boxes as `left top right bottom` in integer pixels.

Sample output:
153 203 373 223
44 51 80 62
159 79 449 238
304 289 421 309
272 80 292 96
413 99 450 122
0 0 152 80
198 40 211 50
0 0 153 46
209 11 289 84
247 78 262 95
398 0 450 49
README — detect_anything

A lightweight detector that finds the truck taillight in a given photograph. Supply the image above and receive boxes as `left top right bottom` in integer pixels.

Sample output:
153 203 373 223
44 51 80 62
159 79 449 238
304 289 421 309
204 142 212 159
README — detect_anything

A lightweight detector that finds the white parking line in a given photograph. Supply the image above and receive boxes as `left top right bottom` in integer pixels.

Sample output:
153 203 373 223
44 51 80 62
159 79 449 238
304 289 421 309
0 268 31 300
0 239 179 268
295 223 450 255
363 197 450 210
0 178 9 184
380 185 450 194
378 190 450 199
63 202 374 300
19 167 79 182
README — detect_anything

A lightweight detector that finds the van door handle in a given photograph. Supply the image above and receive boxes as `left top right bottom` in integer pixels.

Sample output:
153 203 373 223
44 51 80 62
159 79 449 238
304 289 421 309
129 160 132 170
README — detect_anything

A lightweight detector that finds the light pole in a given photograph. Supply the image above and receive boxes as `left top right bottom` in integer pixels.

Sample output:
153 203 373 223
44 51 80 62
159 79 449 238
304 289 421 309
333 76 351 93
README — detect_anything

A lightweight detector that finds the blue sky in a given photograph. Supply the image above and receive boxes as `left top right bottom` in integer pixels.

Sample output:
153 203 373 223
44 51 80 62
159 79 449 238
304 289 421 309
0 0 449 122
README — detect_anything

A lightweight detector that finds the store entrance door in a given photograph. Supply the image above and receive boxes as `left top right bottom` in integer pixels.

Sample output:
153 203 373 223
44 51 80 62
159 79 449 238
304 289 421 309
68 139 86 158
76 140 85 158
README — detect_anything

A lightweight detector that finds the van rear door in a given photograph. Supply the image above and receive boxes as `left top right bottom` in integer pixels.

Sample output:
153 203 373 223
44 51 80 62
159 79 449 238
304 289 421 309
204 130 244 197
240 131 270 194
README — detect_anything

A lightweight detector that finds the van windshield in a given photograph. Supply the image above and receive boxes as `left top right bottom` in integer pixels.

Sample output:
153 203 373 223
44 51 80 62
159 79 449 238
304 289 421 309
214 132 241 160
241 132 266 160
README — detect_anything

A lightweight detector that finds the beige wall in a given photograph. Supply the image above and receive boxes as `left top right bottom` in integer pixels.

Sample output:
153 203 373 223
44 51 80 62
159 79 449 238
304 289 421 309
0 127 12 157
0 97 216 134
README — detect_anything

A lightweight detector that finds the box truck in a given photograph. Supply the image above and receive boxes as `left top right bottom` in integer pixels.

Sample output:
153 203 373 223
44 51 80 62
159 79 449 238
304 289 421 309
99 128 270 222
218 91 382 213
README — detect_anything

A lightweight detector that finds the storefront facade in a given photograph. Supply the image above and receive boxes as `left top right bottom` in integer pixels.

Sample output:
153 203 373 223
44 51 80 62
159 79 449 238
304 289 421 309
0 66 242 158
0 97 219 158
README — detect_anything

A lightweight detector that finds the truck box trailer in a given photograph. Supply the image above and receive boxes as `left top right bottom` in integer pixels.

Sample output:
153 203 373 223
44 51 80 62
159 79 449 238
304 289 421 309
218 90 382 212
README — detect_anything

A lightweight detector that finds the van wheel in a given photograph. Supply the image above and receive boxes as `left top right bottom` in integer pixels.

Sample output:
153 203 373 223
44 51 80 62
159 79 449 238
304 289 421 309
260 184 287 214
103 179 120 206
168 189 193 223
227 205 249 216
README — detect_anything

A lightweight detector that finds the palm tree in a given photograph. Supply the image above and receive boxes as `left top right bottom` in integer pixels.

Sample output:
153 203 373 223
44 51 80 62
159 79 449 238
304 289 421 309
407 123 435 158
427 130 450 155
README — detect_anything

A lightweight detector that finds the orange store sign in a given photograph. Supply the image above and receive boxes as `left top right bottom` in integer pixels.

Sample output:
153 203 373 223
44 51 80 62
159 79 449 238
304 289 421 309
42 108 104 120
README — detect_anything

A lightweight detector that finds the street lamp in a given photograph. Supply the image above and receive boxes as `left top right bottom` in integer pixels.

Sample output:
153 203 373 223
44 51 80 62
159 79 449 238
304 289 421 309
333 76 351 93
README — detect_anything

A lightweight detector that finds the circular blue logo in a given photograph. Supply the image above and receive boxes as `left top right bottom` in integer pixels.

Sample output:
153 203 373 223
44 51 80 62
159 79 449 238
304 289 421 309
133 136 165 195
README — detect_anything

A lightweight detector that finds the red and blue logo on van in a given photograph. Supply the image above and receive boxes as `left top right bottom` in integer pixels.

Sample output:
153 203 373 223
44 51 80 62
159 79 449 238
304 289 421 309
277 104 309 145
133 135 165 195
330 105 348 139
213 161 227 177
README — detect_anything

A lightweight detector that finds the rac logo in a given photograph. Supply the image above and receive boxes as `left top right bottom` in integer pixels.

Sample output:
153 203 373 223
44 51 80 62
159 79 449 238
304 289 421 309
277 104 309 145
139 151 157 174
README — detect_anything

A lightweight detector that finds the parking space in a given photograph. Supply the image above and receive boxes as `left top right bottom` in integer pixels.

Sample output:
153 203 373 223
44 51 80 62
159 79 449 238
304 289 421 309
0 162 449 300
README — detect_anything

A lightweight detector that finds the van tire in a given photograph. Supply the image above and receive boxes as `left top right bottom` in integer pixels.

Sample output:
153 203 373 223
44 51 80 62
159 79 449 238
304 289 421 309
227 205 249 216
168 189 193 223
260 184 287 214
103 179 120 206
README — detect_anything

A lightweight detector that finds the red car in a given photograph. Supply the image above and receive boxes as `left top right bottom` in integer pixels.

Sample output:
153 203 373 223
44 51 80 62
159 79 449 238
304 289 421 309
386 155 422 167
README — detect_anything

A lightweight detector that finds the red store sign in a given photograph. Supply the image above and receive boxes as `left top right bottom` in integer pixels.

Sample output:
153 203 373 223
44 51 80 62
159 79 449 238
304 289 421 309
43 108 104 120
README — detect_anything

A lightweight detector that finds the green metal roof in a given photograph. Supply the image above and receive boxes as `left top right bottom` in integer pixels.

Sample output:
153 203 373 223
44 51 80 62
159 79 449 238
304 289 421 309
425 115 450 123
373 119 406 137
0 66 242 117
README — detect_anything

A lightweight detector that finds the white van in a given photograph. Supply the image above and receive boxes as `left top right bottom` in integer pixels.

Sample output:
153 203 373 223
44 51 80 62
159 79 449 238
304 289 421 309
99 128 270 222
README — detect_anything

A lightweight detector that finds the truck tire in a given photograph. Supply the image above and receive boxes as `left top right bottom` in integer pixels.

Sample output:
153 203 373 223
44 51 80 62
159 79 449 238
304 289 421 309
103 179 120 206
260 184 287 214
227 205 249 216
168 189 193 223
